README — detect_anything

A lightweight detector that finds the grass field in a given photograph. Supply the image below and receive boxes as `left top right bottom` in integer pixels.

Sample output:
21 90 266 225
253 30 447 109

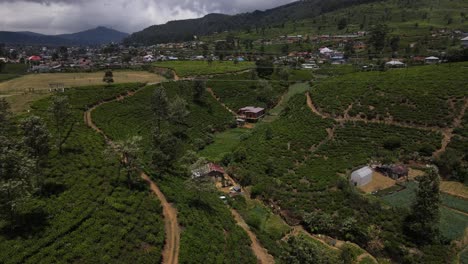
154 61 255 77
199 128 251 162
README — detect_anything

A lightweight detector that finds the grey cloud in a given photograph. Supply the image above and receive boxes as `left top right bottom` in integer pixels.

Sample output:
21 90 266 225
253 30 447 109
0 0 295 34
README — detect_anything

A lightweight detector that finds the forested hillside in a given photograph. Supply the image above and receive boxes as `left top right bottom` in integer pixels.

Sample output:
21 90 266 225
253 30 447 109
124 0 380 44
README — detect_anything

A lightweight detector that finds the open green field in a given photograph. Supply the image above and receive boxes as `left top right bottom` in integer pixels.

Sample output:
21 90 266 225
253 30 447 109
0 84 166 263
199 128 251 162
381 182 468 240
154 61 255 77
311 62 468 127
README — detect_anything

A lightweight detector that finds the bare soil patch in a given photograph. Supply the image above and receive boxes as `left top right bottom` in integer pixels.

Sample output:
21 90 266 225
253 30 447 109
359 172 396 193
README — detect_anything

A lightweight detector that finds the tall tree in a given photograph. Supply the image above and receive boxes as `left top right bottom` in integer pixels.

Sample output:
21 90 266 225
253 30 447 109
169 96 190 127
368 24 389 54
405 170 441 244
255 58 274 78
151 85 169 133
48 95 71 153
389 35 401 53
0 98 12 135
193 80 206 103
20 116 50 190
0 137 35 222
102 70 114 85
111 136 142 186
152 132 183 173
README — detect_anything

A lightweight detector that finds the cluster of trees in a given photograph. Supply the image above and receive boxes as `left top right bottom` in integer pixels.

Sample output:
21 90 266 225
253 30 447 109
0 95 74 227
150 85 191 174
0 100 47 225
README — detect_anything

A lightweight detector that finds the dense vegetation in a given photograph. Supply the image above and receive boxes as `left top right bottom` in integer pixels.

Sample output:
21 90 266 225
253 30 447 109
0 84 166 263
93 81 234 152
208 72 288 110
124 0 381 44
92 81 259 263
223 92 455 262
311 62 468 127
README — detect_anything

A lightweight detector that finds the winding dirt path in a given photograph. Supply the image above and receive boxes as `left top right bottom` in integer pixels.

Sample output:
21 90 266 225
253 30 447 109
306 92 468 158
230 209 275 264
207 87 237 116
84 88 180 264
433 98 468 157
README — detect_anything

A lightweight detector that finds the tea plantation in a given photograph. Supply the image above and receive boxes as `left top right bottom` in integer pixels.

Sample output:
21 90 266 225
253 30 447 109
311 62 468 127
92 81 258 263
0 84 166 263
207 72 289 111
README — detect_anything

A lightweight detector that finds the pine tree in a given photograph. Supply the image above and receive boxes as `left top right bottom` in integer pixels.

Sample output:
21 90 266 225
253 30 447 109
405 169 441 244
151 85 169 133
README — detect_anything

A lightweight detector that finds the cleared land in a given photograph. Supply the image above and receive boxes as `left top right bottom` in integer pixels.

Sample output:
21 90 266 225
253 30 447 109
359 172 396 194
0 71 164 113
0 71 164 93
154 61 254 77
441 181 468 199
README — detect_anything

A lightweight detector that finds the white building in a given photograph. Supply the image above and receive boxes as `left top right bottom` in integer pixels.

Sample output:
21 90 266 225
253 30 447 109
385 60 406 68
350 166 373 187
461 36 468 48
425 56 440 64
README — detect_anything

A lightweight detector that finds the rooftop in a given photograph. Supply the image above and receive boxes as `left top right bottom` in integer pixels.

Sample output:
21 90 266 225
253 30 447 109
239 106 265 114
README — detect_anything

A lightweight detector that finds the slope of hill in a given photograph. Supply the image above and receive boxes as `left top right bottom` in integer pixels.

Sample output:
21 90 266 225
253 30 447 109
58 27 129 45
124 0 380 45
0 27 128 46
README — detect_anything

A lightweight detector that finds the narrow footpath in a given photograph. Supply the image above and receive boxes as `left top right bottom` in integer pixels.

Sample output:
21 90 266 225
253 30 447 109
84 88 180 264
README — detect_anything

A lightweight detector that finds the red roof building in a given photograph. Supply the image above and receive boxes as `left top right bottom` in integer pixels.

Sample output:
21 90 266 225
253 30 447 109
28 56 42 62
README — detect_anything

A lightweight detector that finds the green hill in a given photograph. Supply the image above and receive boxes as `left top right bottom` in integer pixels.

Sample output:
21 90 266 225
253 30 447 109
311 62 468 127
124 0 381 45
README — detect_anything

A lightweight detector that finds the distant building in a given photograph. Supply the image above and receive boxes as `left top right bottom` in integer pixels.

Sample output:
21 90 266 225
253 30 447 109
385 60 406 68
461 36 468 48
350 166 373 187
376 165 408 180
424 56 440 64
237 106 265 121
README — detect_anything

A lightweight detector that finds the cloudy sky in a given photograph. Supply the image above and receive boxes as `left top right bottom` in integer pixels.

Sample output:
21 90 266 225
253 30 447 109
0 0 296 34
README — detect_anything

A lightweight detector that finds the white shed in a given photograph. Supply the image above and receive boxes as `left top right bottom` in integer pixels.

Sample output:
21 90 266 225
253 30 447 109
350 166 373 187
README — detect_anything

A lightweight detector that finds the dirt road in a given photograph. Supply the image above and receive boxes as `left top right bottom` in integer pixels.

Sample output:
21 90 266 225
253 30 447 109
230 209 275 264
84 88 180 264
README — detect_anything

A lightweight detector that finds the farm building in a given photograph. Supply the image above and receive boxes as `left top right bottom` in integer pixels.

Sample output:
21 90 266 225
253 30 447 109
376 164 409 180
461 36 468 48
385 60 406 68
424 56 440 64
237 106 265 121
191 163 225 179
350 166 373 187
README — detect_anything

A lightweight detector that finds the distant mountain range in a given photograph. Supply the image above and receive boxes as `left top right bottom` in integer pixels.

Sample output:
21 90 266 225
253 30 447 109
124 0 379 45
0 27 129 46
